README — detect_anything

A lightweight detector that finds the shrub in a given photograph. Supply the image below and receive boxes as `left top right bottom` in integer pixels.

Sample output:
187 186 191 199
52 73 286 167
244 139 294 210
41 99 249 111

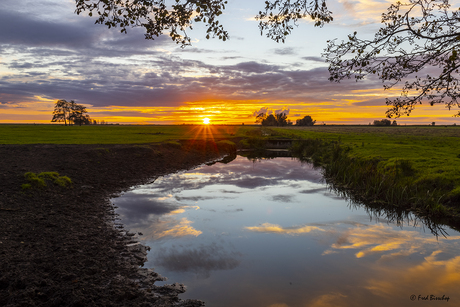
23 172 72 189
54 176 72 187
21 183 32 190
24 172 46 187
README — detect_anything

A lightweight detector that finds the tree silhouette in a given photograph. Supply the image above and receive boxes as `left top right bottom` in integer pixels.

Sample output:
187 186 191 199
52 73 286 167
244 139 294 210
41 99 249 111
373 119 392 126
51 100 91 126
75 0 332 47
324 0 460 117
51 99 74 126
70 104 91 126
296 115 316 126
256 112 289 126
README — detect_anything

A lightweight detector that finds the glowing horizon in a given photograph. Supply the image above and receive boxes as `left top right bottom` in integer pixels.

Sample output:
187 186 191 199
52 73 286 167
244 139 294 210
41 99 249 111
1 100 457 126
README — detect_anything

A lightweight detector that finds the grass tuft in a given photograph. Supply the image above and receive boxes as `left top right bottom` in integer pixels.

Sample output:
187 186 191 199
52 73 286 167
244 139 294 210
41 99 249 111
23 171 72 189
24 172 47 187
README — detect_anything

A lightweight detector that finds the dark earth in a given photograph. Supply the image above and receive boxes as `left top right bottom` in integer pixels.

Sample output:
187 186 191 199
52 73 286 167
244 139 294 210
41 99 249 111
0 140 236 306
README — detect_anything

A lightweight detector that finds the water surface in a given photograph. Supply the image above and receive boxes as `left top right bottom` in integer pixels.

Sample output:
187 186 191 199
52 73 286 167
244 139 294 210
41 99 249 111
113 156 459 306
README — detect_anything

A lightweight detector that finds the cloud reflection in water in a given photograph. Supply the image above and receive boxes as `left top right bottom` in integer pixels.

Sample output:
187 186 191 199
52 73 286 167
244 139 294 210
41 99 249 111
113 156 460 306
148 217 202 240
154 243 242 278
246 223 324 235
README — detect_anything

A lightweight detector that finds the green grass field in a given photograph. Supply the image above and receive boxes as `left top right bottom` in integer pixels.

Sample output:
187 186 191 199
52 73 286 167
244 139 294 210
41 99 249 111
0 124 253 144
272 126 460 181
272 126 460 216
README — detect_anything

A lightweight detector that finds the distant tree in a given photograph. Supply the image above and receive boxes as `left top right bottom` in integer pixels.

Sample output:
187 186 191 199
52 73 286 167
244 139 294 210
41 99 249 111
255 112 289 126
432 122 436 126
296 115 316 126
262 114 278 126
51 99 74 126
373 119 392 126
274 113 288 126
70 104 91 126
51 100 91 126
255 112 266 124
392 120 398 126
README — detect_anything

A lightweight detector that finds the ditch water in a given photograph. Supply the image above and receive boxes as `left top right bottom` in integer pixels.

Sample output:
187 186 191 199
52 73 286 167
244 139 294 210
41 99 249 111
112 155 460 306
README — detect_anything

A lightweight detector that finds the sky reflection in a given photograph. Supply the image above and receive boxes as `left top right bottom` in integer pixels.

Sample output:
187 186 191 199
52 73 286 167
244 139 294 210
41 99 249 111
113 156 460 306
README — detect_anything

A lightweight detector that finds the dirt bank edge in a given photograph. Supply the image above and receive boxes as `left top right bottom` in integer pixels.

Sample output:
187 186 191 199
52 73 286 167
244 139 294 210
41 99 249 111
0 140 236 307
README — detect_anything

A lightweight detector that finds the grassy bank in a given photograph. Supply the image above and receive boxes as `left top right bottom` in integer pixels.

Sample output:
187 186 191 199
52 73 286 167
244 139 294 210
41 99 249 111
0 124 255 144
271 126 460 218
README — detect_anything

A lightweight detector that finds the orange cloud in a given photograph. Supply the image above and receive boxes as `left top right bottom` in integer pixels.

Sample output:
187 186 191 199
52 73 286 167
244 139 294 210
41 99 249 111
245 223 324 235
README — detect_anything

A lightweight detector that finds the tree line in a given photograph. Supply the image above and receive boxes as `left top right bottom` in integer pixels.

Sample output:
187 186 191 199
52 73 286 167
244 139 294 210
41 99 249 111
256 112 316 126
51 99 108 126
373 119 397 126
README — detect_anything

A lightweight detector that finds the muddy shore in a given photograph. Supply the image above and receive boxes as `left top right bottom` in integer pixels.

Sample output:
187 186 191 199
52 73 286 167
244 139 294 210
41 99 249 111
0 141 235 306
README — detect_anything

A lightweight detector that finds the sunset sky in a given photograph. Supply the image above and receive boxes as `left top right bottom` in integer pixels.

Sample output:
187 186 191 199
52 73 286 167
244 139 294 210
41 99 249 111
1 0 459 125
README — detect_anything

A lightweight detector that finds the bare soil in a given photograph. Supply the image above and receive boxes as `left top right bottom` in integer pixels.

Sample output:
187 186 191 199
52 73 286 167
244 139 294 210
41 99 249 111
0 140 235 307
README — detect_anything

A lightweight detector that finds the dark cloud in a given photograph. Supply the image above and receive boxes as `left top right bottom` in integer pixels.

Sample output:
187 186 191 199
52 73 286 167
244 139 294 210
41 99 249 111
175 196 217 202
153 243 241 278
232 61 280 74
112 193 180 226
273 47 296 55
0 10 97 48
271 194 296 203
0 1 167 57
301 56 325 63
221 56 244 60
177 47 235 54
225 208 243 213
299 187 328 194
218 189 242 194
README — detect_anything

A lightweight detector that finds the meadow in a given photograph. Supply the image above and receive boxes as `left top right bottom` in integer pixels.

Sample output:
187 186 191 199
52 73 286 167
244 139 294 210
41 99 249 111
0 124 250 144
272 125 460 218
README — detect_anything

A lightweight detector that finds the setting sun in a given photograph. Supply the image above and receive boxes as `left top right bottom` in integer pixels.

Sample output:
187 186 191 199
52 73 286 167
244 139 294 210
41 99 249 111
203 118 210 124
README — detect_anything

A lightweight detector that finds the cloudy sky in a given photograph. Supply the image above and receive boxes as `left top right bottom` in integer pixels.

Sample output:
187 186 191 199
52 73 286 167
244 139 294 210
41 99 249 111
1 0 458 124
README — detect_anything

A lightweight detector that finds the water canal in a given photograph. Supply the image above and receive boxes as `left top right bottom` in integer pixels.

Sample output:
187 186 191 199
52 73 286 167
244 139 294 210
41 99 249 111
112 155 460 306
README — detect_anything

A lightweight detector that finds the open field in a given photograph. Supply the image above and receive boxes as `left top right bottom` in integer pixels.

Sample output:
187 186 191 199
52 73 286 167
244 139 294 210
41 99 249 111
0 124 253 144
